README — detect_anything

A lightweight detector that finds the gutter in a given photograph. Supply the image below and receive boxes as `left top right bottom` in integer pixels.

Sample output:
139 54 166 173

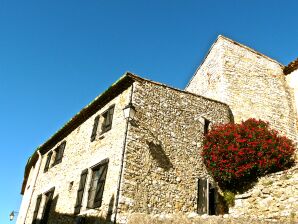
114 83 134 224
17 150 42 224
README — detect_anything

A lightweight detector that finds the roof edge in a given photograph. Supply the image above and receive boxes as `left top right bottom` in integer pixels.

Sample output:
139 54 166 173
21 72 135 194
284 58 298 75
127 72 230 108
21 71 231 195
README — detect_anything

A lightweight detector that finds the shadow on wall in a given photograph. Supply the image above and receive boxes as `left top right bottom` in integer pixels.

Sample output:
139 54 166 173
146 140 173 171
228 108 234 124
34 195 115 224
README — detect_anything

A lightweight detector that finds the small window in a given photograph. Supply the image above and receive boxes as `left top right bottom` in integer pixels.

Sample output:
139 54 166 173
90 105 115 142
53 141 66 165
101 106 114 134
204 118 210 135
87 161 109 209
74 169 88 214
44 152 53 172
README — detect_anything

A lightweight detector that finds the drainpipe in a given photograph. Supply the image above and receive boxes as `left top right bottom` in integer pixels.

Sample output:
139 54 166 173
114 84 134 224
17 150 42 224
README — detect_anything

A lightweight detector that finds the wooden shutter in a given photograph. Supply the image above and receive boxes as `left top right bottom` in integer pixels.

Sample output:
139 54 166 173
41 188 55 224
74 169 88 214
32 194 42 224
44 152 53 172
91 115 100 141
93 163 108 208
107 106 114 130
197 179 208 214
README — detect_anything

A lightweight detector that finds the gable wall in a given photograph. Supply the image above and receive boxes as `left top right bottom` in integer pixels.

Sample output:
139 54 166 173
116 80 232 223
186 37 298 142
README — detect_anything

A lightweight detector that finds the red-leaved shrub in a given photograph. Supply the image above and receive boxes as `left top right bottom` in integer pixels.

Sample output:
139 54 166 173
202 118 295 187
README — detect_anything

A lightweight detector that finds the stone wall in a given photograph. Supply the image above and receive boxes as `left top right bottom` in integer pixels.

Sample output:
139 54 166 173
186 36 298 221
126 212 298 224
186 35 298 142
117 80 232 223
23 86 132 224
286 69 298 137
229 166 298 221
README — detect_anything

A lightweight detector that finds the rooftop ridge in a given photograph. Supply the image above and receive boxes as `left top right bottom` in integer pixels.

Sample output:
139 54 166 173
127 72 230 107
218 35 284 67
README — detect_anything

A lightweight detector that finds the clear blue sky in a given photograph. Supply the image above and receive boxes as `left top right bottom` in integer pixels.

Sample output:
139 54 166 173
1 0 297 223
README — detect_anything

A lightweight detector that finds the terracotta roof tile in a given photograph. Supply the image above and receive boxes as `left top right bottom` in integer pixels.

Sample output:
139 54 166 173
284 58 298 75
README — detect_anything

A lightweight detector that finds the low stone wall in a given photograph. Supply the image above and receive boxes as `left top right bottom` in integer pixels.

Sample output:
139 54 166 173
126 213 298 224
229 165 298 221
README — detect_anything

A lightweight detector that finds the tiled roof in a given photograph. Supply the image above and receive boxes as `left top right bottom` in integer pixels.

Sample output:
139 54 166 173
284 58 298 75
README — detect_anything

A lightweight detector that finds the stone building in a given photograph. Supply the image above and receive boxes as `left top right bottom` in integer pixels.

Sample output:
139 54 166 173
17 35 298 224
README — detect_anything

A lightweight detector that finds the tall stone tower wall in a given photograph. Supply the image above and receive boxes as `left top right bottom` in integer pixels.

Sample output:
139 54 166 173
186 36 298 142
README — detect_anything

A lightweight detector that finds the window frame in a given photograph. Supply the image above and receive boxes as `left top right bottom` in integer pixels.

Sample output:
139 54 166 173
53 141 66 165
101 105 115 134
44 151 53 172
197 179 217 215
90 105 115 142
87 159 109 209
40 187 55 223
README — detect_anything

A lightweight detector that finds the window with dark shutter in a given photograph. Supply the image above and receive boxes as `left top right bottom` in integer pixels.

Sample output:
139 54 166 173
44 152 53 172
32 194 42 224
87 161 108 209
74 169 88 214
40 188 55 224
197 179 208 214
204 119 210 135
197 179 217 215
91 115 100 142
54 141 66 165
101 106 114 133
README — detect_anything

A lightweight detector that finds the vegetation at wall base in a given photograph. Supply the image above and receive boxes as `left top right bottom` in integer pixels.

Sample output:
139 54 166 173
203 118 295 191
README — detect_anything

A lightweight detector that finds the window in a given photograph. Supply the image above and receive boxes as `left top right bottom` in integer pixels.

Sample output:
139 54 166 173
74 169 88 214
32 195 42 224
87 160 109 209
31 188 55 224
197 179 216 215
204 118 210 135
44 152 53 172
53 141 66 165
90 105 115 141
101 106 114 133
40 188 55 224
